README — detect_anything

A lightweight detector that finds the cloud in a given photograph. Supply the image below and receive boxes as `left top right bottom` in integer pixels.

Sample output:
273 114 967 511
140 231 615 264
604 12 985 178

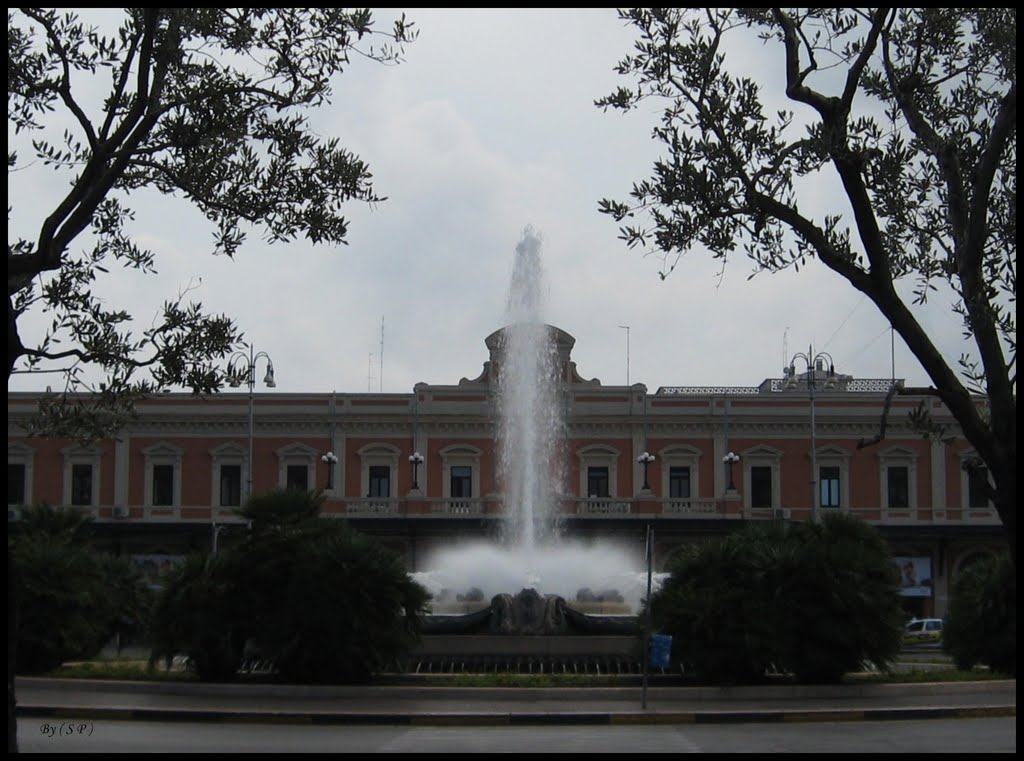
9 9 979 397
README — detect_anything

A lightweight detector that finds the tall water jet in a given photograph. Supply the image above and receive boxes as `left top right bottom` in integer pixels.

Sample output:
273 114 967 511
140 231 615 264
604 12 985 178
496 226 564 553
413 226 654 615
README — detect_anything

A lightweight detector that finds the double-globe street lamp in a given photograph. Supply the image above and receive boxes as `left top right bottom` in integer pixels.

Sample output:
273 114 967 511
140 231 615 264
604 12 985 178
321 451 338 490
227 345 276 500
637 451 656 492
785 345 835 524
723 452 740 492
409 451 424 490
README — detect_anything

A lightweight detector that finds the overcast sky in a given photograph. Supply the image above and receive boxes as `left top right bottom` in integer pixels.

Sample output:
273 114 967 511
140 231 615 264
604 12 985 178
10 8 974 396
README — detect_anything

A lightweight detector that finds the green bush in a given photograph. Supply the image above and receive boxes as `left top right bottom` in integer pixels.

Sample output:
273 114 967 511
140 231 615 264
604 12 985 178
148 488 430 683
10 504 150 674
771 513 904 683
148 552 245 681
651 514 904 684
259 529 428 683
651 523 783 683
943 553 1015 676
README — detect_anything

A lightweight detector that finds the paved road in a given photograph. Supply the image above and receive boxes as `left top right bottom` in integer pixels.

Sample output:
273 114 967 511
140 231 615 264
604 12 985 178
16 676 1015 726
17 716 1018 753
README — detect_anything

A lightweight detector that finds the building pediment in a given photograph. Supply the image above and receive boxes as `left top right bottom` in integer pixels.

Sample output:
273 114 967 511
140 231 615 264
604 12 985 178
455 324 600 387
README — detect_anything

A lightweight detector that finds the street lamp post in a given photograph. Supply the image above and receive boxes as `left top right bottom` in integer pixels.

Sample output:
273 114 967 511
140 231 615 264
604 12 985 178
409 451 424 491
723 452 740 492
637 451 655 491
786 345 835 523
228 345 276 500
211 523 226 555
321 451 338 491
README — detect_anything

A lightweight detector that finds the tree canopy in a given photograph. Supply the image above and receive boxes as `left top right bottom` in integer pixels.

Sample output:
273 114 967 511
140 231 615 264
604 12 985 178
598 8 1015 558
7 9 416 751
8 8 416 438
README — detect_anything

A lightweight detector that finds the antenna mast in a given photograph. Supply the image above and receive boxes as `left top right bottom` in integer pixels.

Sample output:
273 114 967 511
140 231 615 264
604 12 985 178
890 326 895 383
379 316 385 392
618 325 630 386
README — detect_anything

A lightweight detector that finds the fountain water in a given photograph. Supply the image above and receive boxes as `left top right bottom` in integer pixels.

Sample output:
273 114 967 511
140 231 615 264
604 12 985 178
497 227 562 553
412 227 657 623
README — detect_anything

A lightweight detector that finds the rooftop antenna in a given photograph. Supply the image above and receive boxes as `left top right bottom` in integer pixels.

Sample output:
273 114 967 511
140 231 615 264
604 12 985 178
890 326 895 383
618 325 630 386
379 316 385 392
782 326 790 375
367 352 375 393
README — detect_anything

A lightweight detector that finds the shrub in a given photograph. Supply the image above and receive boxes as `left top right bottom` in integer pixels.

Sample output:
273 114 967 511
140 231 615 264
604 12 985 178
651 524 783 683
257 529 429 683
771 513 904 683
650 514 904 685
943 553 1015 676
148 552 245 681
11 504 150 674
148 488 430 683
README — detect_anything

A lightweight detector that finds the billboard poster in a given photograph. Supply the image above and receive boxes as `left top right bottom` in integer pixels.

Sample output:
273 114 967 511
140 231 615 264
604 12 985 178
892 556 932 597
131 554 184 588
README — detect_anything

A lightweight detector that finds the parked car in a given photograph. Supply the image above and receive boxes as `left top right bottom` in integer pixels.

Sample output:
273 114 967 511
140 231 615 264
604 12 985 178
903 617 943 645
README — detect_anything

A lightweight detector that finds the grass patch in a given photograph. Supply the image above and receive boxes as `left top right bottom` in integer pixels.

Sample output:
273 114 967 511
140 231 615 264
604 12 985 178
47 661 198 682
852 667 1001 684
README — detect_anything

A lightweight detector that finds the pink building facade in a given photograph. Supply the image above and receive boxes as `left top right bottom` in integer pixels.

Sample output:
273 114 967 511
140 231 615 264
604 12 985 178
8 327 1006 618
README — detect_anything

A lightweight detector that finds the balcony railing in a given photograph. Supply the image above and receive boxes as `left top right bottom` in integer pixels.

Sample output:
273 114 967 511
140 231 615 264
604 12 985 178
431 498 485 516
577 498 631 515
142 505 181 521
345 498 399 516
42 499 999 528
662 498 718 515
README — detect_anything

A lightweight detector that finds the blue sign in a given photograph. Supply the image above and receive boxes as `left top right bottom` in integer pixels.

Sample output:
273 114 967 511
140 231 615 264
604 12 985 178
650 634 672 668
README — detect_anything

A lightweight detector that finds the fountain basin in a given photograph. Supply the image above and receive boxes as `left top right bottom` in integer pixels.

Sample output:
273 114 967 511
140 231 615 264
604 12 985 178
419 588 640 636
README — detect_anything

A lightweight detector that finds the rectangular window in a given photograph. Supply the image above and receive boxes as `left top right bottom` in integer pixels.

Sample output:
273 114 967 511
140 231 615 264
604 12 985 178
286 464 309 491
8 464 26 505
887 466 909 508
71 463 93 506
369 465 391 498
819 466 840 508
668 466 691 499
220 464 242 506
450 465 472 498
967 465 990 508
751 466 773 508
152 464 174 506
587 466 609 498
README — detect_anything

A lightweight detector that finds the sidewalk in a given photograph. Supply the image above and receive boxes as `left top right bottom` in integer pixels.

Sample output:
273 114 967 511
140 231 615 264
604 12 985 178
16 676 1016 726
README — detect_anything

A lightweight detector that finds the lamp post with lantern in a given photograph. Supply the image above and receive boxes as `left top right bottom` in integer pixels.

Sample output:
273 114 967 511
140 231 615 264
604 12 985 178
409 451 424 491
637 451 656 492
321 451 338 491
723 451 740 492
785 345 836 523
227 344 276 500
